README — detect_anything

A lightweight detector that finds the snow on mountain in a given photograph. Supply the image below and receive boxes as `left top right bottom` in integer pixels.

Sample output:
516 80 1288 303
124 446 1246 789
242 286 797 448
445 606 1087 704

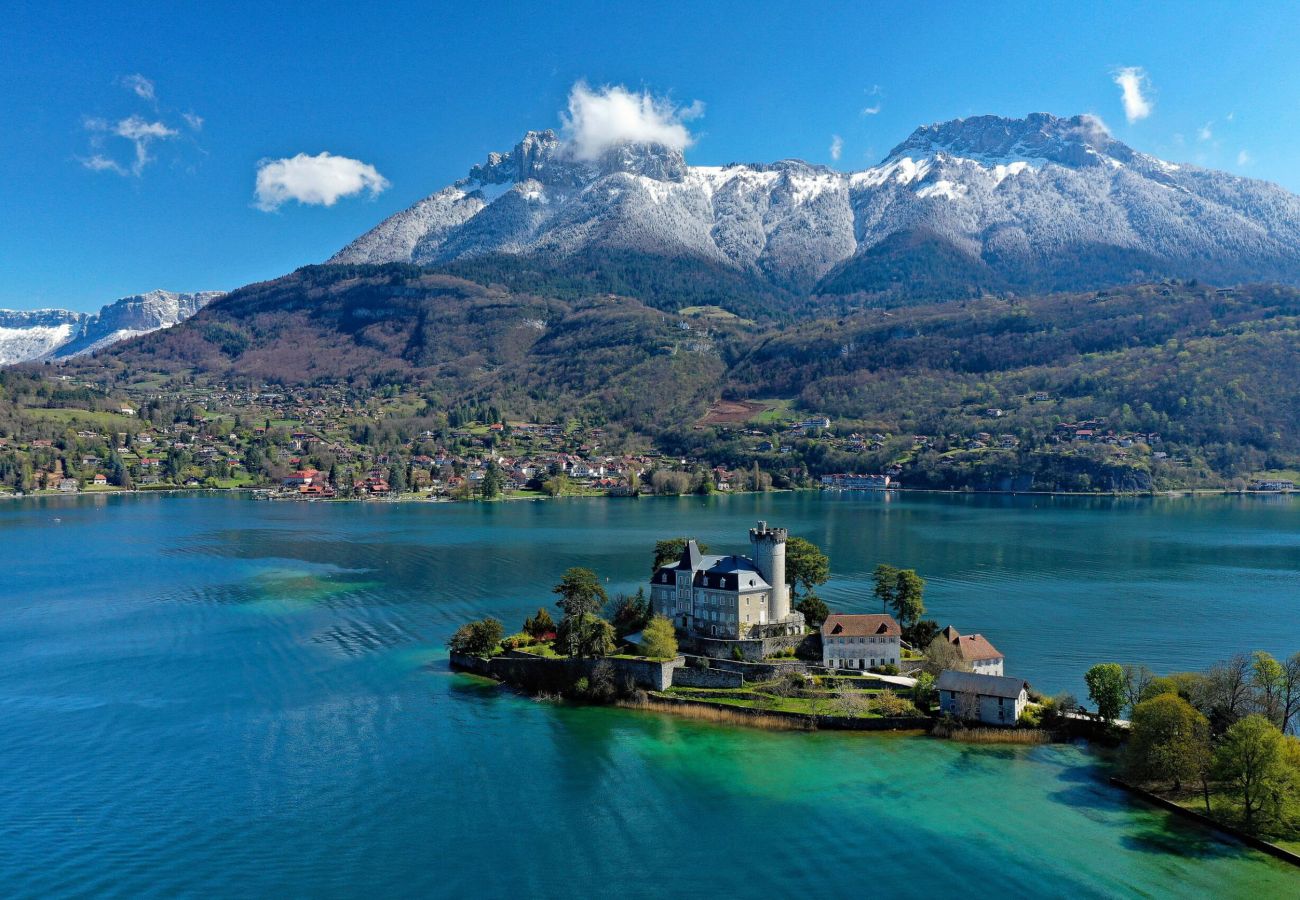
331 113 1300 294
0 290 224 365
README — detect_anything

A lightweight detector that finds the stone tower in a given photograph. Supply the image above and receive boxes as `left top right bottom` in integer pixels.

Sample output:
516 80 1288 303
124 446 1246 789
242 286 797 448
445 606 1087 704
749 521 790 621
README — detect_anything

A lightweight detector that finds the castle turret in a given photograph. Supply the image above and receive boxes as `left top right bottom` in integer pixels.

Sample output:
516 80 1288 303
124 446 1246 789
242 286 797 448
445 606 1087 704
749 521 790 620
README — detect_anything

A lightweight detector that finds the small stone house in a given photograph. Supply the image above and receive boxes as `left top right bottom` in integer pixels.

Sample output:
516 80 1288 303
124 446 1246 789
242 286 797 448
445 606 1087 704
937 671 1029 725
820 613 901 670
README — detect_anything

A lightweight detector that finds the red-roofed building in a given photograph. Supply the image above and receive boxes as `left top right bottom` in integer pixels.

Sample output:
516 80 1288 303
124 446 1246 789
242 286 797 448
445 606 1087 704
820 613 901 670
283 469 319 488
939 626 1005 676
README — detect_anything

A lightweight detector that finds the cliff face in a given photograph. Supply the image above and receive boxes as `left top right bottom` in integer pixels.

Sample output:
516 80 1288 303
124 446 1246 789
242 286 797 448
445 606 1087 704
0 290 223 365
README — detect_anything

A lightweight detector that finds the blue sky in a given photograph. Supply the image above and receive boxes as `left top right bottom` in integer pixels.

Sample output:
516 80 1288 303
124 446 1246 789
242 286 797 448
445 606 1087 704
3 1 1298 311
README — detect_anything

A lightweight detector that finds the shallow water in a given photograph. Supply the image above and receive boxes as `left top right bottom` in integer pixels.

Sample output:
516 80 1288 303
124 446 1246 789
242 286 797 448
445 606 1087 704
1 491 1296 895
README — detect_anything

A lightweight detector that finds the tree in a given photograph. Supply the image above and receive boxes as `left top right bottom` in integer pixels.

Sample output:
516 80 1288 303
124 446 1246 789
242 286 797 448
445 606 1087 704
607 589 651 636
1125 693 1212 801
1085 663 1127 722
387 462 406 495
912 671 937 711
523 607 555 639
447 618 504 656
542 473 571 497
640 615 678 659
924 633 973 675
872 564 899 614
556 615 617 658
890 569 926 631
1282 652 1300 736
553 567 608 657
786 537 829 600
904 618 939 650
1251 651 1286 727
1213 714 1298 833
794 592 829 627
1122 664 1156 717
481 463 504 499
1206 654 1253 730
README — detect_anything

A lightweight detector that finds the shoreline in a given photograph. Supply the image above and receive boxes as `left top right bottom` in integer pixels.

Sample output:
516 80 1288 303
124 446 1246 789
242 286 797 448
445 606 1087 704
2 483 1293 505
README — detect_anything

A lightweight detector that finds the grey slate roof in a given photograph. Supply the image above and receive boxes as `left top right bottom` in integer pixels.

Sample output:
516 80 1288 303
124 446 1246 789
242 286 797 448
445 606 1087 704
936 670 1028 699
651 542 772 592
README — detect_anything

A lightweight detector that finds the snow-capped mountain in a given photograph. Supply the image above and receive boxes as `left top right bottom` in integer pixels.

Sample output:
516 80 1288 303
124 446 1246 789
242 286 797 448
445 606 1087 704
0 289 224 365
331 113 1300 294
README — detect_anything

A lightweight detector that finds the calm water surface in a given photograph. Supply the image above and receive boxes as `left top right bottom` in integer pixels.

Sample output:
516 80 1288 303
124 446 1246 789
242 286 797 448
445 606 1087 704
1 491 1297 896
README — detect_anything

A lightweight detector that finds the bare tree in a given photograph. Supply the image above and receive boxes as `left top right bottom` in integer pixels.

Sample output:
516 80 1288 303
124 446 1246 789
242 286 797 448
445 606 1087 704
924 634 972 676
1207 654 1252 724
1281 652 1300 735
1122 664 1155 716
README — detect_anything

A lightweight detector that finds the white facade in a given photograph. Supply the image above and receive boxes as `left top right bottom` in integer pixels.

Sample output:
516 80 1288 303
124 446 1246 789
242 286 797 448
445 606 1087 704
822 634 900 669
820 614 902 670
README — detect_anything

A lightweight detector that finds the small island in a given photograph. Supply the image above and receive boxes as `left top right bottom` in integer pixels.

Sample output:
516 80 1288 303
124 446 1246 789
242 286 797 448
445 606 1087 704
450 519 1300 865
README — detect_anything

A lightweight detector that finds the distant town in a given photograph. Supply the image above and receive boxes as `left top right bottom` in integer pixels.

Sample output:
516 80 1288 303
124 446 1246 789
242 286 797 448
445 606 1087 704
1 372 1295 500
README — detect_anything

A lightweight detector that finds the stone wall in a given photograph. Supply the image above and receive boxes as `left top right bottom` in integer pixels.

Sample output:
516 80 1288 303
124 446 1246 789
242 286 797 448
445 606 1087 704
672 664 745 689
450 651 682 692
679 631 820 663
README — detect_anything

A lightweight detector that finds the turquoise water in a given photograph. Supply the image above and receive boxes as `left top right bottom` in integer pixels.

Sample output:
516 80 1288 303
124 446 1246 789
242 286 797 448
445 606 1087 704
1 491 1297 896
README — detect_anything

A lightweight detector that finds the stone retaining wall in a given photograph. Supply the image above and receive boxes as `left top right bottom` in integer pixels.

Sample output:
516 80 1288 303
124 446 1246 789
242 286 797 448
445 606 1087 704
1109 777 1300 869
671 665 745 689
450 652 683 692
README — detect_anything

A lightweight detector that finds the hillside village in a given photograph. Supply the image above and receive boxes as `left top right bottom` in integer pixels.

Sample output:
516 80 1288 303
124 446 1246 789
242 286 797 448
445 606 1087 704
0 368 1294 498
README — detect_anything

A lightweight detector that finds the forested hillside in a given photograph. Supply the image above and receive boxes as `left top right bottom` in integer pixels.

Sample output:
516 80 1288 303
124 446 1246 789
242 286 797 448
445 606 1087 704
40 264 1300 490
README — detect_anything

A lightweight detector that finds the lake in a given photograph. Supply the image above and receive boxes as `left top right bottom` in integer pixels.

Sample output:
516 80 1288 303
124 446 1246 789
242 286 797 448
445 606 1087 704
1 490 1297 896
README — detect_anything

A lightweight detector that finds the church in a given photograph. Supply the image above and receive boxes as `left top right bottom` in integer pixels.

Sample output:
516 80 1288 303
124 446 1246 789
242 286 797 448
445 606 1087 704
649 521 805 640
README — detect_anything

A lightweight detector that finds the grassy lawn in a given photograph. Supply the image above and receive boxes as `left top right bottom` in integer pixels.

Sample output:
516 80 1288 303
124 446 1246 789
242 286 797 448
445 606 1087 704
1250 468 1300 484
22 408 131 429
747 398 794 425
1165 791 1300 850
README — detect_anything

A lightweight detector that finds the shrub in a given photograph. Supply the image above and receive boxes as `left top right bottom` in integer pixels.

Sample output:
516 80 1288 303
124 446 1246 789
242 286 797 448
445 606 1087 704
870 689 920 718
523 607 555 639
501 631 536 650
447 617 504 656
1019 705 1044 728
732 646 745 661
640 615 678 659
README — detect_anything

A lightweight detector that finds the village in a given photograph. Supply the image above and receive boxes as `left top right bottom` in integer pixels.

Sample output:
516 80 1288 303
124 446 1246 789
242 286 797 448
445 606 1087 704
1 374 1294 498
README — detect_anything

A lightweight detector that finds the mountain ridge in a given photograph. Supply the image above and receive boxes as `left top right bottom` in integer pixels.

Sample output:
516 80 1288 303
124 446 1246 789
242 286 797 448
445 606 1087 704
0 289 224 365
330 112 1300 303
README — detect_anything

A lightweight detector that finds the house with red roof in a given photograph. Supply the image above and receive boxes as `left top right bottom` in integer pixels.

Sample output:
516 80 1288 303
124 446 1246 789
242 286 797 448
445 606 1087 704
820 613 901 671
938 625 1005 676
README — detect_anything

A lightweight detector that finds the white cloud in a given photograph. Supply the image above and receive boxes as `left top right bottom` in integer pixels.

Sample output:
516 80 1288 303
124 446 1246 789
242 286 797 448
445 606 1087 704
862 84 883 115
1112 66 1154 123
183 112 204 132
120 73 156 103
80 154 128 175
560 82 701 160
1237 149 1253 166
81 114 178 176
254 152 389 211
1198 121 1213 142
829 135 843 161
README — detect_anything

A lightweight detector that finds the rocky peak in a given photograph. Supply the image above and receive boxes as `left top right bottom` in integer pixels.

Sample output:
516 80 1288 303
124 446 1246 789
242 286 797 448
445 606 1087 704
467 129 688 188
885 112 1133 168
